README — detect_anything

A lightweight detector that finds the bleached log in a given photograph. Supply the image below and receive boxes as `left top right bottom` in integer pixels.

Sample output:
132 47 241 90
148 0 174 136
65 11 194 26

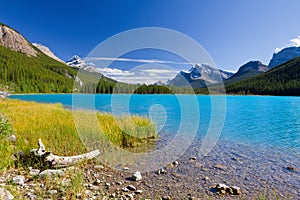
32 139 100 168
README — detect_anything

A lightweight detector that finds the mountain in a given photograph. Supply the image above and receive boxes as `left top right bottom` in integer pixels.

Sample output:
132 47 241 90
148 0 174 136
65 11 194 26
0 23 117 93
0 23 37 56
66 55 99 73
268 46 300 68
168 64 233 88
225 61 270 84
32 43 64 63
226 57 300 96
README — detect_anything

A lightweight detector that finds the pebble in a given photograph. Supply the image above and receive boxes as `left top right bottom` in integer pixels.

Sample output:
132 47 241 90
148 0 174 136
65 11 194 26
0 188 14 200
7 134 16 142
126 193 134 199
76 193 82 198
109 193 116 198
12 175 25 185
132 171 142 181
26 192 37 200
61 178 71 187
94 165 104 170
94 179 102 185
90 185 100 190
127 185 136 191
84 190 92 195
135 190 143 194
116 181 122 185
172 161 179 166
105 183 111 187
162 196 171 200
122 187 129 192
213 164 227 170
231 186 241 195
123 167 130 171
48 190 57 195
190 157 196 161
0 177 6 183
29 169 40 176
39 169 64 178
157 168 167 175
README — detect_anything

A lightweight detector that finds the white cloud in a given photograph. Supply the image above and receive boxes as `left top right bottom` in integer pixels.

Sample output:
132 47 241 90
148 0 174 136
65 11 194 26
98 66 178 85
275 36 300 53
96 68 134 76
140 69 178 74
290 36 300 47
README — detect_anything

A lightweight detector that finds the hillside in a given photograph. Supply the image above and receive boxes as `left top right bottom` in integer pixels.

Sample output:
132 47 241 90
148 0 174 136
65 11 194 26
225 57 300 96
0 23 118 93
0 44 78 93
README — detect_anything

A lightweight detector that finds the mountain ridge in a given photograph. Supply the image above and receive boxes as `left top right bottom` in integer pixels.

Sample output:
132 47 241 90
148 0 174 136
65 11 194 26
225 61 269 84
168 64 233 88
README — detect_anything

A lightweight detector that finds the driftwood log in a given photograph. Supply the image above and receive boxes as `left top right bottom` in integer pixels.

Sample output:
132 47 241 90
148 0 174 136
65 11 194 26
30 139 100 168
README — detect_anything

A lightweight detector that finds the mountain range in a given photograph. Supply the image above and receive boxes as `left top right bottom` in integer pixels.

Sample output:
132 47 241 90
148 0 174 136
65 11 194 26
0 22 300 95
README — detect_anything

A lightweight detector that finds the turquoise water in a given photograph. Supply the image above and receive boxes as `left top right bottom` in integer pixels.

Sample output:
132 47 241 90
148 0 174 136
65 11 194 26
9 94 300 152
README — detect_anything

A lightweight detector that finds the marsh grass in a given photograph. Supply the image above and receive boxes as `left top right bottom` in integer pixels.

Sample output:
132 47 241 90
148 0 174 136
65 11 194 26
0 98 156 171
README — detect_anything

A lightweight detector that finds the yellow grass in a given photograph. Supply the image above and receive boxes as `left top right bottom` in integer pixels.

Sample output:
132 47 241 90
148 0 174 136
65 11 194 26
0 98 156 170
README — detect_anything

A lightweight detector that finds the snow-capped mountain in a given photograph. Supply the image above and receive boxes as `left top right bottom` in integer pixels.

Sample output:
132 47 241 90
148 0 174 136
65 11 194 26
66 55 98 73
268 46 300 68
32 43 64 63
168 64 233 88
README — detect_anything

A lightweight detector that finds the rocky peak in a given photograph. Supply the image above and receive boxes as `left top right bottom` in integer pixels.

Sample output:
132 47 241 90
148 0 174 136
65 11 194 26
237 61 269 73
0 24 37 56
32 43 63 63
66 55 99 73
268 46 300 68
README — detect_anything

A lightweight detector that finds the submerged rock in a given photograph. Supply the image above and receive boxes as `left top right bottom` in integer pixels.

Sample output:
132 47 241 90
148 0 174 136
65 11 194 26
231 186 241 195
172 161 179 166
215 183 241 195
157 168 167 175
287 166 297 171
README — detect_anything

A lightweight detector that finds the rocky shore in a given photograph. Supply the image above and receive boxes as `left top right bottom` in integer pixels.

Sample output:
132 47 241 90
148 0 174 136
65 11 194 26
1 138 299 199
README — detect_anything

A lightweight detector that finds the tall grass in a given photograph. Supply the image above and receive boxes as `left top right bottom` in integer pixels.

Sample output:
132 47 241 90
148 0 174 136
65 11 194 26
0 98 156 170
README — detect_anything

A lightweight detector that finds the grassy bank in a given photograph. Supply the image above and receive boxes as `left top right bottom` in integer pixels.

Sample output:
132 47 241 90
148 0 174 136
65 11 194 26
0 98 156 170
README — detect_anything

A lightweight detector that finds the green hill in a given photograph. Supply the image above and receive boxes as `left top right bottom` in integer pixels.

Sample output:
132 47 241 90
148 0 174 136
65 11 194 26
0 44 78 93
225 57 300 96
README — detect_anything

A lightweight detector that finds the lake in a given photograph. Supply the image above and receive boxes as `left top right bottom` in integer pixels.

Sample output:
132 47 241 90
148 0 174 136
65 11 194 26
9 94 300 197
9 94 300 152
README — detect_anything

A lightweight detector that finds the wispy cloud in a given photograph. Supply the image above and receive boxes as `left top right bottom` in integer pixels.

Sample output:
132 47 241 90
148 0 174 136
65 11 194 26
96 68 134 76
85 57 195 65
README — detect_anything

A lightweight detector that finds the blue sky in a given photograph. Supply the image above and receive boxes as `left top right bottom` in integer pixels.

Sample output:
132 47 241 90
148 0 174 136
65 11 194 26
1 0 300 81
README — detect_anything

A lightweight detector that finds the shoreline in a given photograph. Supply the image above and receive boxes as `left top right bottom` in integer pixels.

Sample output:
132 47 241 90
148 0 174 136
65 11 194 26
1 139 298 199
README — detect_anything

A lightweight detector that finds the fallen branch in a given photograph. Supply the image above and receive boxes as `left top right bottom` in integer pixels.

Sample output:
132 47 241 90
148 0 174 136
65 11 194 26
31 139 100 168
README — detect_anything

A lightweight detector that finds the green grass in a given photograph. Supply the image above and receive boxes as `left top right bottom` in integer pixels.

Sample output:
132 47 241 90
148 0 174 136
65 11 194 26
0 98 156 170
